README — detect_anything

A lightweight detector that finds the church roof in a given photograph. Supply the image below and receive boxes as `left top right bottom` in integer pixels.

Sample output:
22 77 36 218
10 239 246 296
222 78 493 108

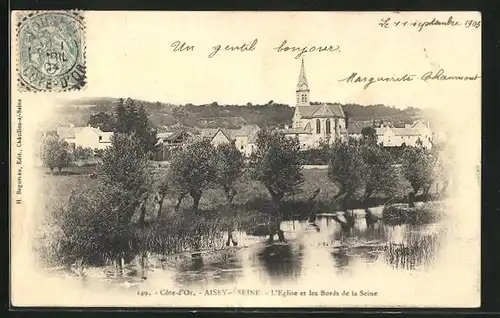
278 122 312 135
297 103 345 118
296 57 309 91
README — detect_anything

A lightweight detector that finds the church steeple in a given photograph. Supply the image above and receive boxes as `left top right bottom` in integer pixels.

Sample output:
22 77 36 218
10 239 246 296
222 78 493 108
296 57 310 106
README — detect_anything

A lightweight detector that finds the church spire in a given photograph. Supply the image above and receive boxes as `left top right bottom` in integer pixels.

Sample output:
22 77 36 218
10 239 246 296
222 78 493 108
296 57 309 90
296 57 310 106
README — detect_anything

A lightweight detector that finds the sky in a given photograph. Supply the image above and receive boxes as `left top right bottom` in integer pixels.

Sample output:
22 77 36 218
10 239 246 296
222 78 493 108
11 11 480 111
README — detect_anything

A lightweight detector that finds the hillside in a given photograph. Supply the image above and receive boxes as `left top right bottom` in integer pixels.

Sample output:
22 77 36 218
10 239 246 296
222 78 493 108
56 97 429 130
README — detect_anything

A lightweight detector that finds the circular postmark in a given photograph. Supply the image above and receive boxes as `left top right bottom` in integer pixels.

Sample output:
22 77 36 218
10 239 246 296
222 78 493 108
17 11 86 92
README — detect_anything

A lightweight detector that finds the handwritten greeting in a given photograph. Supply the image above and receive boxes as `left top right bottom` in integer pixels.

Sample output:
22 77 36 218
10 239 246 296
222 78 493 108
171 39 341 59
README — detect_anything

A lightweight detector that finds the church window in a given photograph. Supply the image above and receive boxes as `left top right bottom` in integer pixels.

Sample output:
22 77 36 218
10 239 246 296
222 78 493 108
326 120 331 134
316 119 321 134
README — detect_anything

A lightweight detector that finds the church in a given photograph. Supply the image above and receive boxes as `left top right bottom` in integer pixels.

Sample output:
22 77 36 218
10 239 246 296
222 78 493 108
280 58 347 149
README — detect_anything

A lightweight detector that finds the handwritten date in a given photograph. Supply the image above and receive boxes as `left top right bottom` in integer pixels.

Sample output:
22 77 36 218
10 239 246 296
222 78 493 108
379 16 480 32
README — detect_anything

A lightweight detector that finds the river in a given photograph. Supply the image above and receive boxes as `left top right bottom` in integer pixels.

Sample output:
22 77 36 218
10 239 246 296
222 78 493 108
72 206 444 298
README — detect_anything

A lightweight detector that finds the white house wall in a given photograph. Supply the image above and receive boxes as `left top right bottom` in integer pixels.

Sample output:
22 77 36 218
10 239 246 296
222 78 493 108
73 127 112 150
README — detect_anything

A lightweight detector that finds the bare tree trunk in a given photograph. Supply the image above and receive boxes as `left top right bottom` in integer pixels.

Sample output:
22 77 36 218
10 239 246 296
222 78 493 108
157 195 165 217
155 192 166 218
190 190 202 214
363 190 379 229
307 189 321 232
268 193 285 243
138 196 148 227
225 188 238 246
408 191 416 208
175 193 186 212
140 251 148 279
189 190 203 251
423 185 431 201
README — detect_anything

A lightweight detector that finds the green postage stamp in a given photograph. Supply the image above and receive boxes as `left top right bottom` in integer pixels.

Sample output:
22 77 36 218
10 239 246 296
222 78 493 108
16 11 86 92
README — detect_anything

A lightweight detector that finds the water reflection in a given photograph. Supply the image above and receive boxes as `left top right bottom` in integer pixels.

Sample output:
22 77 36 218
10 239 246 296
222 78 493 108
92 212 445 290
256 243 303 282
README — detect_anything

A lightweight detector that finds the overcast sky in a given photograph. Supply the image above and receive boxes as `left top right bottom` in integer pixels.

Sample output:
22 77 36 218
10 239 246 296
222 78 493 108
14 11 480 111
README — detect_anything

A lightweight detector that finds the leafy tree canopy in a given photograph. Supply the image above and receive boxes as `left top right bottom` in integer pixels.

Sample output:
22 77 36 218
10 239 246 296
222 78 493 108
40 135 73 172
249 130 305 200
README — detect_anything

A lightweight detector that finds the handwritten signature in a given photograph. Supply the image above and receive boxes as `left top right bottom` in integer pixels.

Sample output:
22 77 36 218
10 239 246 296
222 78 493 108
339 70 480 89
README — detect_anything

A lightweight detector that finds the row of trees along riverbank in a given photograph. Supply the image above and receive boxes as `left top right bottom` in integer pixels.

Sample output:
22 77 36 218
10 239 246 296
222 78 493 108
36 98 450 273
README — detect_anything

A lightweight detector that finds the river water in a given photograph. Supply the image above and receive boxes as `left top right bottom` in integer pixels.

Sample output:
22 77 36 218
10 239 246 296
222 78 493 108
30 206 449 307
79 206 444 294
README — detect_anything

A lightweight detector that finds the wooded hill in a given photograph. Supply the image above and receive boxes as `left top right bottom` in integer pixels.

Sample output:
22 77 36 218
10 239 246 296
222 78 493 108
56 97 428 130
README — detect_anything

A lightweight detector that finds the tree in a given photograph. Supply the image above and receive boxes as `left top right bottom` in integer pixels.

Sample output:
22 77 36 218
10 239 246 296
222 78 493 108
87 112 115 132
215 142 245 246
97 133 153 226
249 130 304 243
114 98 158 154
40 135 73 173
114 98 128 133
328 139 367 210
361 126 378 145
54 181 137 269
168 139 218 213
73 146 94 161
361 143 401 204
401 146 437 199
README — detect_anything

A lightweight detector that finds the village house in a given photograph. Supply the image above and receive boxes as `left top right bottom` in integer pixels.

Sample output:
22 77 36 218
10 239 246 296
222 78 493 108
375 120 433 148
153 124 260 161
57 125 113 150
154 129 195 161
280 58 347 149
200 124 261 157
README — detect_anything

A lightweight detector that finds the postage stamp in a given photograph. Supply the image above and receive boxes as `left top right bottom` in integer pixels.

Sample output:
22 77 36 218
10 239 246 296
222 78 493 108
16 11 86 92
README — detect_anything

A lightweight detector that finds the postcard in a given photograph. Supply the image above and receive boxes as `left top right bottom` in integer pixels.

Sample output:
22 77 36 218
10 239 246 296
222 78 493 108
10 11 481 307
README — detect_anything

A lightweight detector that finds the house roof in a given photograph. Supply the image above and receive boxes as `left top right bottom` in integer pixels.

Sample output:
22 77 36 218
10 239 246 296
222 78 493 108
212 128 232 142
375 125 427 137
200 128 223 140
375 126 392 135
200 125 262 143
84 126 104 136
165 130 192 142
56 127 75 139
391 128 423 136
229 125 261 143
57 125 108 139
297 103 344 118
230 124 261 136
